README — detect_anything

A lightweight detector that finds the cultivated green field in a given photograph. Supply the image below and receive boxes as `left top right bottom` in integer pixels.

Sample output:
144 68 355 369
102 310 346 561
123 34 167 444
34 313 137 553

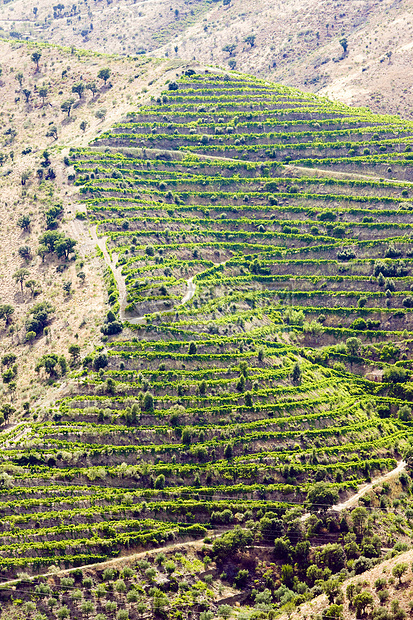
1 70 413 620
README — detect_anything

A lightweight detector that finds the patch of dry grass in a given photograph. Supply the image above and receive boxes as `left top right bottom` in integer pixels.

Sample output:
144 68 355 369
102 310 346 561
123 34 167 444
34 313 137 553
0 40 179 413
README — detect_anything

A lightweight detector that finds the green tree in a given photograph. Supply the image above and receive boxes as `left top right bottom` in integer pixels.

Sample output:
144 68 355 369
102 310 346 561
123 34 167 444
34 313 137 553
18 245 31 261
245 391 253 407
26 331 36 344
351 506 368 537
377 272 385 286
72 82 85 99
392 563 408 585
31 51 42 71
61 98 75 117
15 71 24 88
21 170 31 186
0 305 14 325
35 354 59 377
323 604 343 620
306 482 339 513
218 605 232 619
346 337 362 356
22 88 31 103
1 404 15 422
38 86 48 106
55 236 77 260
398 405 412 421
25 279 37 297
68 343 81 363
281 564 294 587
81 600 95 615
17 214 31 230
223 43 236 56
346 583 356 604
93 353 108 370
339 37 348 54
80 120 88 132
353 592 373 616
95 108 107 120
188 341 197 354
56 606 70 619
39 231 59 253
182 427 191 445
292 362 302 383
46 125 58 140
105 377 115 395
1 354 16 367
154 474 165 489
37 244 48 262
245 34 256 46
2 364 17 384
98 68 111 84
86 81 98 96
143 392 154 411
13 268 30 294
234 568 249 587
323 579 341 604
62 281 72 295
59 356 68 375
212 526 253 559
315 543 346 572
383 365 409 383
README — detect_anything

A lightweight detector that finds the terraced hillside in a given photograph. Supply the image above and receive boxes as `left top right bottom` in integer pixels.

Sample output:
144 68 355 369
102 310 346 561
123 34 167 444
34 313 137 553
1 71 413 600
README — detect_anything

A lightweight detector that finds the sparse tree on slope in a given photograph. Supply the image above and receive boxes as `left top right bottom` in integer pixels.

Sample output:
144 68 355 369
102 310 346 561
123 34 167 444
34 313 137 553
98 68 111 84
31 51 41 71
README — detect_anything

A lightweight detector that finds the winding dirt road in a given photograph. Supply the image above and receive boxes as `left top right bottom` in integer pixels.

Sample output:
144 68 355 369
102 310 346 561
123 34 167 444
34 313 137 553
300 459 407 522
331 459 407 512
90 225 197 324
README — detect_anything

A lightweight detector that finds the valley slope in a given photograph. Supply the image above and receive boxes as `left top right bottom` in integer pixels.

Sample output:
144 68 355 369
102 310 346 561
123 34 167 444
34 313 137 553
0 65 412 620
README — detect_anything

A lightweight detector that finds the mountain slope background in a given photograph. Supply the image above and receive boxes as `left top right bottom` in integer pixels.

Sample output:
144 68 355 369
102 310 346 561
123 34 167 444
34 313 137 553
0 0 413 117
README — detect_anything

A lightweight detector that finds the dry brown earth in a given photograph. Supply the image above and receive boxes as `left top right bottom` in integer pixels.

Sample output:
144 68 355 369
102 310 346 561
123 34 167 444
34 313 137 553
1 0 413 116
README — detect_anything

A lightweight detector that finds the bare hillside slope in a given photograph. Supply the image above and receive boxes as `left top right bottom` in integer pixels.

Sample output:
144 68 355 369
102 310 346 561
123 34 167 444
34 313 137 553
1 0 412 117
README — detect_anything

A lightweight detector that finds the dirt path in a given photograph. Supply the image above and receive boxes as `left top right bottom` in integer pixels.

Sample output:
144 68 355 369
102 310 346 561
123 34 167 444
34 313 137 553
90 224 196 324
181 276 196 304
332 459 407 512
0 538 207 588
286 163 413 184
89 220 231 324
300 459 406 522
89 145 412 186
